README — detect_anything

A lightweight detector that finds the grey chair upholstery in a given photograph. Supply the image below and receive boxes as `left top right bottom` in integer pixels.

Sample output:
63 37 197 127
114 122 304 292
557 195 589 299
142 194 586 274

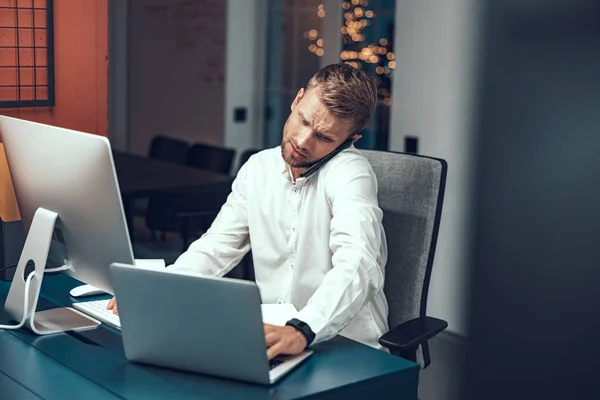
361 149 448 368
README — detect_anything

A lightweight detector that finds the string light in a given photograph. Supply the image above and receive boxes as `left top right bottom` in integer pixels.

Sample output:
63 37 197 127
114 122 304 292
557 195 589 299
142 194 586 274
304 5 328 56
317 4 325 17
303 2 395 106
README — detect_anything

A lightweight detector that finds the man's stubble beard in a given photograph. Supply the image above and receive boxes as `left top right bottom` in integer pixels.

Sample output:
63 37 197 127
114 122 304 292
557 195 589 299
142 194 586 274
280 140 317 168
281 120 317 168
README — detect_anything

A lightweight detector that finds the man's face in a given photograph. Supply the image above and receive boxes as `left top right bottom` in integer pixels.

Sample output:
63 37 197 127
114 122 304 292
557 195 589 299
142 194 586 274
281 88 360 169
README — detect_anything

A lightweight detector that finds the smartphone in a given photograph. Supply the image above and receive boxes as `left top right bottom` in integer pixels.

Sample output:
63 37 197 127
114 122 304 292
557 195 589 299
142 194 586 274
300 138 354 178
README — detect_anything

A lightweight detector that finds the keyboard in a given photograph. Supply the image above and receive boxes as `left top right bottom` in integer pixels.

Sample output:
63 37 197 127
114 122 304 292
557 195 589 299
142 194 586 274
73 299 121 329
269 359 284 370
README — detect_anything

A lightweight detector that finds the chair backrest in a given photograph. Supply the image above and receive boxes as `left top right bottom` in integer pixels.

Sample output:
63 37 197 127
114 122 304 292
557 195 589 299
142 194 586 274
360 150 447 333
148 136 190 165
186 143 236 175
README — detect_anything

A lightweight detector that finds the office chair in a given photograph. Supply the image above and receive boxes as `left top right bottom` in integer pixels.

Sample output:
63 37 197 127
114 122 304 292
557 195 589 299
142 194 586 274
145 143 242 250
185 143 236 175
361 149 449 368
176 147 260 251
148 135 190 164
137 136 190 240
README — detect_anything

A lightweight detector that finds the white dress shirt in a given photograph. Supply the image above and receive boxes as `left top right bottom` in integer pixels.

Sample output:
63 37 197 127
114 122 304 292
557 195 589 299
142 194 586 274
171 145 389 348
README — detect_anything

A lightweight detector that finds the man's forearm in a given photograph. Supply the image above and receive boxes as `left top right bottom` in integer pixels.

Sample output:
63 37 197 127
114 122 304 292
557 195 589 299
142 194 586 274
293 255 384 344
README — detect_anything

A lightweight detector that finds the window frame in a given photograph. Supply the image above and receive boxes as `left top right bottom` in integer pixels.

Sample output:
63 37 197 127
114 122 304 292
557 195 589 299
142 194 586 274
0 0 55 108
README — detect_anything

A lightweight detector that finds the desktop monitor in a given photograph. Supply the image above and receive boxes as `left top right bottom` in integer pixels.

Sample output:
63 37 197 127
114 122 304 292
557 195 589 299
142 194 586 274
0 116 135 296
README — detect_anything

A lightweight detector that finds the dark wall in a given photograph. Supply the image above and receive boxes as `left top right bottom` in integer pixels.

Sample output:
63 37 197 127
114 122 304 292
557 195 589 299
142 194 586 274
466 1 600 399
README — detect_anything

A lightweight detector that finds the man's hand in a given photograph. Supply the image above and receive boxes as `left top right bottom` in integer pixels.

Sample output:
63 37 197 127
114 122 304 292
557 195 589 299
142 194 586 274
107 297 119 315
264 323 307 360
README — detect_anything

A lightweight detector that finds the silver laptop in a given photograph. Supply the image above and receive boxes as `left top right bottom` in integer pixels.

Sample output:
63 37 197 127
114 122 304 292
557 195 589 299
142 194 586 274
109 263 312 384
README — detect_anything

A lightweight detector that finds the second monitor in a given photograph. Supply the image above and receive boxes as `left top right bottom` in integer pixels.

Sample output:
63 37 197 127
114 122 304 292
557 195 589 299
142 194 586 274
0 116 135 333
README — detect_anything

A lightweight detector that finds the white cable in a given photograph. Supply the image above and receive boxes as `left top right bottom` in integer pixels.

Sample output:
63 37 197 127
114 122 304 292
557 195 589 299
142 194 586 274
45 264 73 273
1 265 73 330
0 271 37 330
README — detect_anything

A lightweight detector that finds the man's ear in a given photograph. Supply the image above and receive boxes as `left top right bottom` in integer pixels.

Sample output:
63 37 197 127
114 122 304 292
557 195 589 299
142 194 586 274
351 133 363 143
290 88 305 111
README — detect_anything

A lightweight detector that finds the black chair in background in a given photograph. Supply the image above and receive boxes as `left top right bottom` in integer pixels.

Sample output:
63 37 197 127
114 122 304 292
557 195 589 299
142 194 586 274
135 136 190 240
176 147 261 252
145 143 239 248
148 136 190 164
185 143 236 175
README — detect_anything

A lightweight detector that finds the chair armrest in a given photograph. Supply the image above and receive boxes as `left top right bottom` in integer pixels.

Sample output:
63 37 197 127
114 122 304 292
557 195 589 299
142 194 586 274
378 316 448 351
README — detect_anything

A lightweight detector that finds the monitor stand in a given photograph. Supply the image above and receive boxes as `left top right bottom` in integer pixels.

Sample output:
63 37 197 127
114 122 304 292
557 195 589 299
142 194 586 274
3 207 100 334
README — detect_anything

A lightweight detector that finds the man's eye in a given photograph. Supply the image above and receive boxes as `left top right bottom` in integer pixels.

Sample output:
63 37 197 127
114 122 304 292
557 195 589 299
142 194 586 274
318 135 333 142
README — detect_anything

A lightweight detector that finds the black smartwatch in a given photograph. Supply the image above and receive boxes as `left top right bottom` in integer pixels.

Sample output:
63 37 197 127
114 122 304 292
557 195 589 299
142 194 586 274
285 318 316 347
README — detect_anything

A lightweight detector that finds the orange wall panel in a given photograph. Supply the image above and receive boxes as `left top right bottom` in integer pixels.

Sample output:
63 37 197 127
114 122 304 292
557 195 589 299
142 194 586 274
1 0 108 136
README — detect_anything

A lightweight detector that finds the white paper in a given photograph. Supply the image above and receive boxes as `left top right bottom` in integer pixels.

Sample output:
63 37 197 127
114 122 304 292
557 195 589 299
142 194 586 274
134 259 166 269
261 303 298 326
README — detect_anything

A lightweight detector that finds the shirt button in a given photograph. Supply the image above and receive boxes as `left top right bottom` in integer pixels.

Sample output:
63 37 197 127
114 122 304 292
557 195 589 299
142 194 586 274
277 299 283 304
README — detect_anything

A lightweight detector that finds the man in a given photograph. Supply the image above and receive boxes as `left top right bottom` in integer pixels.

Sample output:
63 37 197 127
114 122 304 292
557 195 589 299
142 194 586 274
108 63 389 360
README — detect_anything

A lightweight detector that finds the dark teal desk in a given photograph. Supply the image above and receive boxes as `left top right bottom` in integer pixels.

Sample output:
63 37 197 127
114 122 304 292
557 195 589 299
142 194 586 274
0 274 419 399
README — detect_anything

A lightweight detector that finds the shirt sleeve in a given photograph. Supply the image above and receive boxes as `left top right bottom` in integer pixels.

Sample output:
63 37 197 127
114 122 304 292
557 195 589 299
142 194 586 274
169 158 251 277
293 155 387 344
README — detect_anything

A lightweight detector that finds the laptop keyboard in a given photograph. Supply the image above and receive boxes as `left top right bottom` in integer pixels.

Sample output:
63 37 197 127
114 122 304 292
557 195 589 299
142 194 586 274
74 300 287 372
269 358 284 370
73 299 121 329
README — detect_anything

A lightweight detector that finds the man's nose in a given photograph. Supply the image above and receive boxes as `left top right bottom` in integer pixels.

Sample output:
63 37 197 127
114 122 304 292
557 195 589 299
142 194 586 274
296 127 313 149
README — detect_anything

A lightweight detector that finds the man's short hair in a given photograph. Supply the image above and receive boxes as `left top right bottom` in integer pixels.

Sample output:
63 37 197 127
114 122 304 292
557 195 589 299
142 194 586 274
305 63 378 134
